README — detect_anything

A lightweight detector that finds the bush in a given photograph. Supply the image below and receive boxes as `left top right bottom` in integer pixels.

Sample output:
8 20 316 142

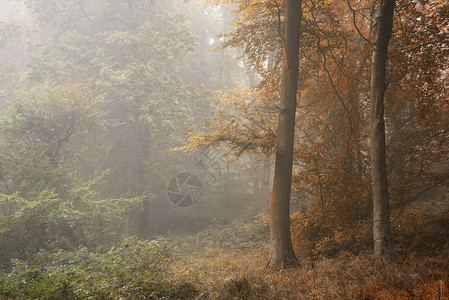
0 260 76 299
290 207 371 259
0 237 198 299
0 186 141 269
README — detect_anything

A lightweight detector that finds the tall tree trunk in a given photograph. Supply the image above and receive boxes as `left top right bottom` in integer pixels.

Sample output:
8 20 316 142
370 0 395 260
269 0 302 270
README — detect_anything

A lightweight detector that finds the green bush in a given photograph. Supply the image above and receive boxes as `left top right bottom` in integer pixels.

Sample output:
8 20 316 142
0 260 76 299
0 238 198 299
0 186 141 269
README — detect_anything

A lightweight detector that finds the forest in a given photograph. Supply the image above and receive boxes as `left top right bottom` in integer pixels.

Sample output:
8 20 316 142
0 0 448 299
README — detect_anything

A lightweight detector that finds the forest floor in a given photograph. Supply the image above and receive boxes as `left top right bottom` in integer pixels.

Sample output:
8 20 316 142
171 199 449 299
1 198 448 299
173 229 449 299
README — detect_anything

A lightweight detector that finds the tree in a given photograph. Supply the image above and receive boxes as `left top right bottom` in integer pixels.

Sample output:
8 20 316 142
23 0 210 237
369 0 395 260
0 83 103 197
385 0 449 207
189 0 303 269
191 0 370 262
269 0 302 270
292 0 374 234
188 0 448 262
0 83 141 268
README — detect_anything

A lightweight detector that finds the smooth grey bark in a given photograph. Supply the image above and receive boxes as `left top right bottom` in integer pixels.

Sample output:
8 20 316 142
269 0 302 270
370 0 395 260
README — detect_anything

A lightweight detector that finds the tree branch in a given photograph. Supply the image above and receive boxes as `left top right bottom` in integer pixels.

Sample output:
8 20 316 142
411 174 449 202
271 0 287 55
388 41 438 59
346 0 375 46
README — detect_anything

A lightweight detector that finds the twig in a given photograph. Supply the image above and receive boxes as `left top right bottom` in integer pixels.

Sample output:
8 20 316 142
346 0 375 46
411 174 449 201
271 0 287 55
308 31 352 125
388 41 438 58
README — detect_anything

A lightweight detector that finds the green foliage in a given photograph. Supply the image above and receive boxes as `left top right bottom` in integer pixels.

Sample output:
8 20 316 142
0 259 75 299
0 238 198 299
24 0 208 203
0 82 103 196
0 78 145 270
0 183 141 269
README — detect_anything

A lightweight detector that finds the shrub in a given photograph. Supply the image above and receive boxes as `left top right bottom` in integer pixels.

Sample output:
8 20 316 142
0 237 198 299
0 260 76 299
0 187 141 269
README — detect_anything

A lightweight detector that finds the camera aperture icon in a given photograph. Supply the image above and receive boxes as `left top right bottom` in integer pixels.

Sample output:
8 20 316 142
167 172 202 207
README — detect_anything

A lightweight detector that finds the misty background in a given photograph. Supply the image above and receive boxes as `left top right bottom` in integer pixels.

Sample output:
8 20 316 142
0 0 276 257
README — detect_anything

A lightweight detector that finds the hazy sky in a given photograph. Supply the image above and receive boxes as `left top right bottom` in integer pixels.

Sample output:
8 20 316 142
0 0 25 19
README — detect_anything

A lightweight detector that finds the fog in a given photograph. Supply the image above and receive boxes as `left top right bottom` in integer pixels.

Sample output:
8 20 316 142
0 0 448 298
0 0 273 271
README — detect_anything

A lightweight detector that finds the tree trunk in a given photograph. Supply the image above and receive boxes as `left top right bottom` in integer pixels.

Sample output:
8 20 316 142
370 0 395 260
269 0 302 270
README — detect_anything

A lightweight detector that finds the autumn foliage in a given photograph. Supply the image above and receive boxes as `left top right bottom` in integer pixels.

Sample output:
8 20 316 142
188 0 449 265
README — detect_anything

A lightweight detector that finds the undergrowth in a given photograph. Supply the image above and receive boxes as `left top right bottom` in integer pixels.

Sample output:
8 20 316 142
176 199 449 299
1 200 448 299
0 237 197 299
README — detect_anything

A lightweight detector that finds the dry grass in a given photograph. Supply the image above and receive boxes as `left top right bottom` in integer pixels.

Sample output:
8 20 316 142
169 199 449 299
259 251 449 299
179 248 449 299
171 226 448 299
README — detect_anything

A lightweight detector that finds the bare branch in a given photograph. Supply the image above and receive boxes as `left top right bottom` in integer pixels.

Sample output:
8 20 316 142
388 41 438 59
346 0 375 46
411 174 449 202
271 0 287 54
